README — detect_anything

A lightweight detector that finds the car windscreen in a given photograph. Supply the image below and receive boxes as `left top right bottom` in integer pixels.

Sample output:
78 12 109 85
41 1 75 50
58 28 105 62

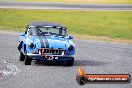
29 26 68 37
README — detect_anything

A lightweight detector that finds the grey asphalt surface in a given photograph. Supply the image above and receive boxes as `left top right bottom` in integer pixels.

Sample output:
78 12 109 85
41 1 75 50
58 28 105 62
0 31 132 88
0 1 132 10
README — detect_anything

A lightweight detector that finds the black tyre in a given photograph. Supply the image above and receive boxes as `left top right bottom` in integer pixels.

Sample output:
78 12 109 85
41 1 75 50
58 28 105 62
76 76 86 85
25 55 31 65
18 41 22 51
66 58 74 66
19 51 25 61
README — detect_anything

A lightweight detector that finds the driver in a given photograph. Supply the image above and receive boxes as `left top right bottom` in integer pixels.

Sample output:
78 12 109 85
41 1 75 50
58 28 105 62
29 27 40 36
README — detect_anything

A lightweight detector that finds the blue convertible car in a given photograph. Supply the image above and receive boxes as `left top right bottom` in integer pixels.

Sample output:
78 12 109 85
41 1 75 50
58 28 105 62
18 22 75 65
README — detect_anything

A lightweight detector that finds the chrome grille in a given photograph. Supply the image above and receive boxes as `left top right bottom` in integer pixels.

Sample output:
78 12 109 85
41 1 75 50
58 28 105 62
39 48 65 56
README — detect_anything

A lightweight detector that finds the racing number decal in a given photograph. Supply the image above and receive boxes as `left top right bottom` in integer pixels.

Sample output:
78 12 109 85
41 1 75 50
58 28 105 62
45 56 58 60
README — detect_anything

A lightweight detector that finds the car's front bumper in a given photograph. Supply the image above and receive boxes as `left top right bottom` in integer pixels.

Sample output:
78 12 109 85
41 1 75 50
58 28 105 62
27 53 74 61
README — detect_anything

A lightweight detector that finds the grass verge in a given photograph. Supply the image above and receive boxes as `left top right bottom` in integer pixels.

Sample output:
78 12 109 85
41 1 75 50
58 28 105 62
0 9 132 43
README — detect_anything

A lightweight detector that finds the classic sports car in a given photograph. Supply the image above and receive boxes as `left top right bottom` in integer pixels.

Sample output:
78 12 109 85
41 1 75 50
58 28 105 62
18 22 75 65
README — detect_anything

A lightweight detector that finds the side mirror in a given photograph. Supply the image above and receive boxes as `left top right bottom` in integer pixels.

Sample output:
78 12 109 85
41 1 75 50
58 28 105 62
69 35 73 39
26 25 29 29
20 32 25 36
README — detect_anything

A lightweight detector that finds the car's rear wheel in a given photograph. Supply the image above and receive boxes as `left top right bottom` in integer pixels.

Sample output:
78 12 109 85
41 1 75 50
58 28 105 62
25 55 32 65
19 51 25 61
66 58 74 66
18 41 22 51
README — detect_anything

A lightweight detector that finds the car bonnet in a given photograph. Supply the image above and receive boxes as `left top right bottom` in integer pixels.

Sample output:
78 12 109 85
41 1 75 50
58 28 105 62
29 36 68 49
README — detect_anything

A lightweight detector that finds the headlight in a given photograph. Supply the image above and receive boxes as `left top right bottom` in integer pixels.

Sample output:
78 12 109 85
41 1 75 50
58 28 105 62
68 45 74 51
29 43 34 48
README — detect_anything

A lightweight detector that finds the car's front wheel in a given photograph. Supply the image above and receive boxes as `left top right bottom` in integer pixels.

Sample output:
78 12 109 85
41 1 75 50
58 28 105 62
25 55 32 65
66 58 74 66
19 51 25 61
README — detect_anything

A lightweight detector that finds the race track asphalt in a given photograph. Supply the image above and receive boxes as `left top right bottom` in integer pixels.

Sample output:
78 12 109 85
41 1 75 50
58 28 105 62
0 31 132 88
0 1 132 10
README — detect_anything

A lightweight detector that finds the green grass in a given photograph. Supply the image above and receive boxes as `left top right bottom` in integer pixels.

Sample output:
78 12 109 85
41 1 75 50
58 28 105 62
15 0 132 4
0 9 132 40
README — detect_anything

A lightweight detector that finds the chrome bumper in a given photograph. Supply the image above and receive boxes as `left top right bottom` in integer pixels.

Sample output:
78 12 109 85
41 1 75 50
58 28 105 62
26 53 74 57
